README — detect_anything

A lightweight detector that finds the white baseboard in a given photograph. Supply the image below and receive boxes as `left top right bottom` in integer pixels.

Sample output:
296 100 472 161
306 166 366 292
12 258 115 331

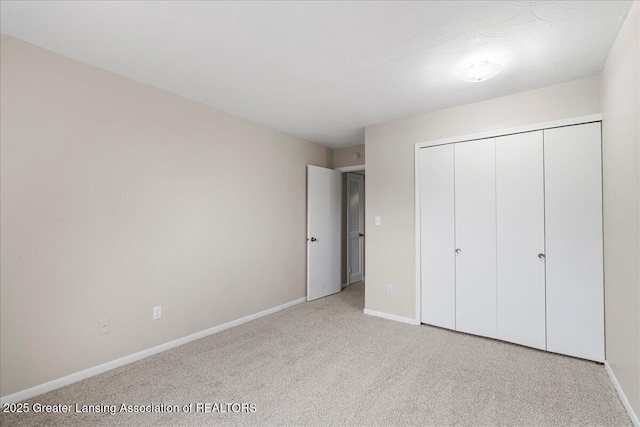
0 297 306 405
363 308 420 325
605 361 640 426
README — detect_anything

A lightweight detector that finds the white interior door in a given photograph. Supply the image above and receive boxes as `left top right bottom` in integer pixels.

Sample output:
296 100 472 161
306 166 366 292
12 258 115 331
307 165 342 301
496 131 546 350
455 138 497 339
544 123 604 361
419 144 456 329
347 173 364 284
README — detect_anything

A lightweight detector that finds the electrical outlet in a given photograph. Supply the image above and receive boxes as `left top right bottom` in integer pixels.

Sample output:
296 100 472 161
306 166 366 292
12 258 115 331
386 284 393 295
153 306 161 320
375 216 382 226
98 319 110 335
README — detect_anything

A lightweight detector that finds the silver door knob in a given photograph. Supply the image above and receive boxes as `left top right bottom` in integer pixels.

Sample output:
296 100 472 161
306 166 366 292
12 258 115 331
455 249 461 254
538 253 545 259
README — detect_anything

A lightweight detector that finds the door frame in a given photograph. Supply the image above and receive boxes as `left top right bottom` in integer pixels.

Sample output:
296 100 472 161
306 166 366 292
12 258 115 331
414 114 602 324
336 165 366 172
335 164 365 287
346 172 364 285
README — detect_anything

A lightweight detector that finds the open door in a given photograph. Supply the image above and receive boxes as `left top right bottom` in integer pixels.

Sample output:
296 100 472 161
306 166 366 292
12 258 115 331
307 165 342 301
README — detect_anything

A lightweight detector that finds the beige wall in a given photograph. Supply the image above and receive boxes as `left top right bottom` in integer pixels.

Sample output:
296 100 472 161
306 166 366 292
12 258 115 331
364 76 601 319
601 1 640 416
0 35 332 397
333 144 365 169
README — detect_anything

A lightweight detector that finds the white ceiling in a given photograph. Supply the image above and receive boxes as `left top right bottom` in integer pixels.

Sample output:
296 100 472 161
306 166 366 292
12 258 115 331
0 1 633 148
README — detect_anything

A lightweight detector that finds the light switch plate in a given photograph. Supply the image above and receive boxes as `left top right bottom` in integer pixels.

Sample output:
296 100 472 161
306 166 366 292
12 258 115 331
153 306 162 320
375 216 381 226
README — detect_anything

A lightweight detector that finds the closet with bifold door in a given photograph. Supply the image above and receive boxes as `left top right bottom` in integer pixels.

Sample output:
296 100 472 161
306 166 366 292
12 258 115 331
418 120 604 362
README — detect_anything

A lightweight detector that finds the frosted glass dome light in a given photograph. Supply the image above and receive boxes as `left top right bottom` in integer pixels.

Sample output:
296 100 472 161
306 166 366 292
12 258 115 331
460 61 503 82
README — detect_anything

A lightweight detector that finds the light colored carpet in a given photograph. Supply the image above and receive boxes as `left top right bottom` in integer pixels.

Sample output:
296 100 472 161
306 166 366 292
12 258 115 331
0 282 631 426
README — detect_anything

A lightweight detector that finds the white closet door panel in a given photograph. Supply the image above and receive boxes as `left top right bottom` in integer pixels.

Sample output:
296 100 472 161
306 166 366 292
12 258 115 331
544 122 604 362
496 131 546 350
455 139 497 338
420 145 455 329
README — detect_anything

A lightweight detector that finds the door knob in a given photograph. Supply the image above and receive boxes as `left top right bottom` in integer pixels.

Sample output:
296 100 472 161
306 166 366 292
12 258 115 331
359 233 364 237
309 237 317 242
455 249 461 254
538 253 545 259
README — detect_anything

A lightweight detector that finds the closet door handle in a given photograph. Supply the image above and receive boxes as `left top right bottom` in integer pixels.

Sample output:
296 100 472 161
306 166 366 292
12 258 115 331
538 253 545 259
455 249 462 254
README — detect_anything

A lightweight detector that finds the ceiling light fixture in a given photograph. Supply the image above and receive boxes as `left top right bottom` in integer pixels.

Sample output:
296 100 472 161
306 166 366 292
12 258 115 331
460 61 503 83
